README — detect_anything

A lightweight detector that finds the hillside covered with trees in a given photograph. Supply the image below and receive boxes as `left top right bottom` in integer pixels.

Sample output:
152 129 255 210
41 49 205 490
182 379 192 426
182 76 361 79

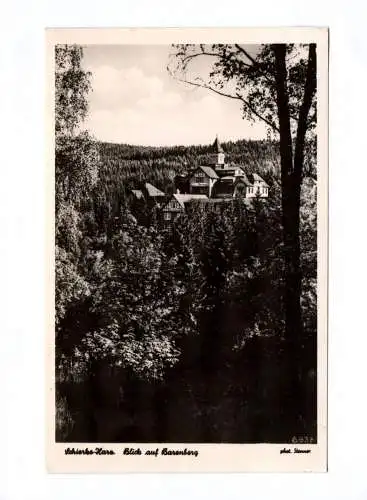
88 138 282 230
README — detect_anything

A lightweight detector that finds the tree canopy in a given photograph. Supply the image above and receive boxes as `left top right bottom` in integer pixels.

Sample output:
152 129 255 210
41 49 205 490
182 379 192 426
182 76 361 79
169 43 318 436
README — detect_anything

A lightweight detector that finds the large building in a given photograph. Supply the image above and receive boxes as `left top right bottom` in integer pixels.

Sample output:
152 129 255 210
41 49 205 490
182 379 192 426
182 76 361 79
130 137 269 224
162 137 269 222
187 136 269 199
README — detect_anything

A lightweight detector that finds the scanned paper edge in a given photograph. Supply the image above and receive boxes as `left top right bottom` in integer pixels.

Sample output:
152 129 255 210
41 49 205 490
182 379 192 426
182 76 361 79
45 27 329 473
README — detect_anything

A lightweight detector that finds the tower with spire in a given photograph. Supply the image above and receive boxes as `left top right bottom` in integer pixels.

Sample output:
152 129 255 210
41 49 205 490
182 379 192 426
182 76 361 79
211 135 225 167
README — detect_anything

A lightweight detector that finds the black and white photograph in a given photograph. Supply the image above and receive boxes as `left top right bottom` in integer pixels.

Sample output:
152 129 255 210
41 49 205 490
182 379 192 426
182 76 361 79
48 28 328 472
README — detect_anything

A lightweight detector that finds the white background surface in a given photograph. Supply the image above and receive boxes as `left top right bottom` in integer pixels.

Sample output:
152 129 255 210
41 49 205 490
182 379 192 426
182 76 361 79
1 0 366 498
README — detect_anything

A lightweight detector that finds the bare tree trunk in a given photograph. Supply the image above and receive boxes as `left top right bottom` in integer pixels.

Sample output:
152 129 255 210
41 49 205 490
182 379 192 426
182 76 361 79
273 44 304 437
272 43 317 439
273 44 302 341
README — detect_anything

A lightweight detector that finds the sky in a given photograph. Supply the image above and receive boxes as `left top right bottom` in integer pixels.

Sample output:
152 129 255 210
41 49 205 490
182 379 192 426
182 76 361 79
82 45 268 147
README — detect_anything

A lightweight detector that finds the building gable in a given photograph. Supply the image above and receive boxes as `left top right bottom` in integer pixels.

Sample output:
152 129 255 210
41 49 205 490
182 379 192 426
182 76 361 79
190 165 218 181
145 182 165 197
130 189 145 200
250 173 269 187
163 197 183 211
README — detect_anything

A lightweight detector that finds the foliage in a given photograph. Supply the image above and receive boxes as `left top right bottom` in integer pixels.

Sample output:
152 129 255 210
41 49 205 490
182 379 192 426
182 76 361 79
168 47 318 435
169 43 316 139
55 45 92 137
55 44 99 207
56 131 99 205
55 245 90 326
55 395 75 441
75 214 192 381
55 44 99 354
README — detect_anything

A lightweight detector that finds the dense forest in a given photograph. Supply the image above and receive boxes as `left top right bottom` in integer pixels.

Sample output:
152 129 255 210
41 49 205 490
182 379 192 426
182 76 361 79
97 138 280 188
55 45 317 443
86 138 281 231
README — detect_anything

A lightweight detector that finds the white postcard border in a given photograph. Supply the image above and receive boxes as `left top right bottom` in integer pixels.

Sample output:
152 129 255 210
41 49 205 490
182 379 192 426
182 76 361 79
46 27 328 473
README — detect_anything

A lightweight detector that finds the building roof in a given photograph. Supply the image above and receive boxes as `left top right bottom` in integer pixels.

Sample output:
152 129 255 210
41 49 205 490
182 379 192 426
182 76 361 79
131 189 144 200
173 193 208 208
216 166 235 172
238 173 253 187
234 166 247 175
212 136 224 153
215 166 244 177
205 198 237 203
145 182 165 197
217 172 252 187
216 164 246 172
216 165 269 187
251 173 269 187
194 165 219 179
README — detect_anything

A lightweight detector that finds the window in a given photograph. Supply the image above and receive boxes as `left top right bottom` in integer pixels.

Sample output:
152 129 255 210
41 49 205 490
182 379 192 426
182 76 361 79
164 212 171 221
193 170 207 184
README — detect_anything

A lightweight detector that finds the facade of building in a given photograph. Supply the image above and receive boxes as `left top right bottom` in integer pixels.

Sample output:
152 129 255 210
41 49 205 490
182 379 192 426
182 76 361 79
187 137 269 200
189 166 219 197
162 194 208 222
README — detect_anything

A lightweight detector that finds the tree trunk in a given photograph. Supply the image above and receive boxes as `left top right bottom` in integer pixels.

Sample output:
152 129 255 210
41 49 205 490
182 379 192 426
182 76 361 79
273 44 304 438
273 45 303 341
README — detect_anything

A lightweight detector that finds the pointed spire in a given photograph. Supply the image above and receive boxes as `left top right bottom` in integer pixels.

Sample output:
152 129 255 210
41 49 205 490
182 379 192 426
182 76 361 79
213 135 224 153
